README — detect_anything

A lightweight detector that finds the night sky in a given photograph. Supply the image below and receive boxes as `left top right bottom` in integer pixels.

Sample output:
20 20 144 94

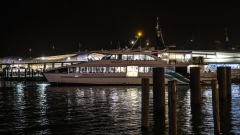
1 1 240 57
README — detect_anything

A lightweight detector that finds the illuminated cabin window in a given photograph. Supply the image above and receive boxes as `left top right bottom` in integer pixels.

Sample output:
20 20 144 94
122 55 127 60
139 67 153 73
127 55 134 60
139 67 144 73
110 55 118 60
69 67 80 73
126 66 138 77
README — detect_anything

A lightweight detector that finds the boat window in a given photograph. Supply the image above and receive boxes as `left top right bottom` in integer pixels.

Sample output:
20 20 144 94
122 55 127 60
96 67 100 73
127 55 134 60
100 67 106 73
116 67 120 73
110 55 118 60
139 67 144 73
146 55 155 60
133 54 140 60
144 67 153 73
101 54 112 60
126 66 138 77
69 67 79 73
80 67 88 73
139 54 146 60
109 67 115 73
87 67 92 73
118 54 122 60
45 68 68 73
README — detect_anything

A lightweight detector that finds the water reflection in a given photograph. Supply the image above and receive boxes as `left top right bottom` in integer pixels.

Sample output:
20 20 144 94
0 82 239 134
15 82 26 130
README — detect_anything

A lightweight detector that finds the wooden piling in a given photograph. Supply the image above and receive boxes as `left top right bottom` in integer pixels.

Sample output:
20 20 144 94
190 67 201 105
6 69 9 79
153 67 165 115
217 67 227 101
10 69 13 78
141 78 149 129
226 67 231 98
168 80 177 135
24 68 27 80
211 80 220 135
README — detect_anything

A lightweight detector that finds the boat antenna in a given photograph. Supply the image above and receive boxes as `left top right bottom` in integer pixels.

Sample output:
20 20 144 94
156 17 166 50
130 36 140 50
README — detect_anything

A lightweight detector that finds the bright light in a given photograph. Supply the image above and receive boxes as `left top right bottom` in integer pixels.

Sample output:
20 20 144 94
67 57 70 60
18 58 22 61
41 57 45 60
131 41 134 44
138 32 142 37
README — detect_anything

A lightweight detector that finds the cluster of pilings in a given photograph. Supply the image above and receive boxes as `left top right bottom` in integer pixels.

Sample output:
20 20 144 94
141 67 231 135
1 68 45 81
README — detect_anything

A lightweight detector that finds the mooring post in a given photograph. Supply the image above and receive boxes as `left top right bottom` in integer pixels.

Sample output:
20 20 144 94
24 68 27 80
18 69 20 80
3 68 5 78
10 68 13 79
168 80 177 135
153 67 165 115
217 67 227 101
6 69 9 79
211 79 220 135
141 78 149 129
190 67 201 105
226 67 231 98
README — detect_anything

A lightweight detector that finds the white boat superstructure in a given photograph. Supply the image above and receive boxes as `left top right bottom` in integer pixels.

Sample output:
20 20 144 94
44 50 195 85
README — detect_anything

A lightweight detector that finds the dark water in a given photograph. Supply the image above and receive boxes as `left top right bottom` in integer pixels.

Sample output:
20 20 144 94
0 81 239 135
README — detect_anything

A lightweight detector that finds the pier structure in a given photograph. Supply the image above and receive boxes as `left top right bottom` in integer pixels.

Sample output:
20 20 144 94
1 50 240 80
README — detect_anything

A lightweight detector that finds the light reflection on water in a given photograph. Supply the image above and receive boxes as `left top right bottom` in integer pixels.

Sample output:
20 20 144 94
0 81 240 134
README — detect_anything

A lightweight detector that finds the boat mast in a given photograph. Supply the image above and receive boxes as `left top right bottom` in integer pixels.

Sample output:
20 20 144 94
156 17 165 50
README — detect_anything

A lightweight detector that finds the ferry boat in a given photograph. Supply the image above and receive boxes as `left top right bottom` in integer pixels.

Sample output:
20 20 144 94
43 48 195 85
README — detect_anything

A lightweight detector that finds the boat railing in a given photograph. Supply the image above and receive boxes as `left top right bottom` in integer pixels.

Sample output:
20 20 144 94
200 72 217 78
168 59 191 65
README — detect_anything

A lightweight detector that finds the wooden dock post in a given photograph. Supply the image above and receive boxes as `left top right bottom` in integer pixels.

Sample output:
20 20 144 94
217 67 227 101
141 78 149 129
190 67 201 105
168 80 177 135
31 69 34 79
10 68 13 79
226 67 231 98
6 68 9 79
153 67 165 115
211 79 220 135
24 68 27 80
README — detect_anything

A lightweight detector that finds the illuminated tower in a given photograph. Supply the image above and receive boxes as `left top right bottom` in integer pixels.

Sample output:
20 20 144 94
225 28 230 49
156 17 165 50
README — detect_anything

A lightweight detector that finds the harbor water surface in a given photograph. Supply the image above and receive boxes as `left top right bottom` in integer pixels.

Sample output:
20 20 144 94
0 81 240 134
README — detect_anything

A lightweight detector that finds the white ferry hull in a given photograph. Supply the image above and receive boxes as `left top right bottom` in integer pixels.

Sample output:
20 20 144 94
44 72 190 85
